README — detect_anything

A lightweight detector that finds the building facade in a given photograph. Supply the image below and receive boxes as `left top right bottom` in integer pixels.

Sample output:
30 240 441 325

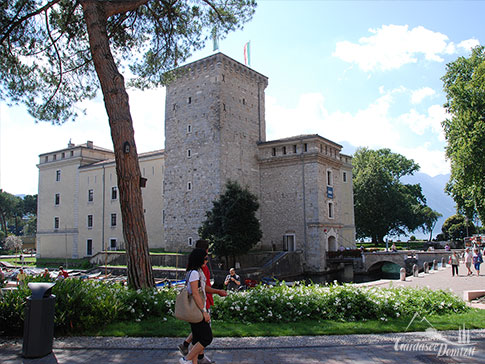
36 53 355 272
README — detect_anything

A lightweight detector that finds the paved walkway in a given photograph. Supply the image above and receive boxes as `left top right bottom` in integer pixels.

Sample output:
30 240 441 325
2 331 485 364
2 262 485 364
372 261 485 304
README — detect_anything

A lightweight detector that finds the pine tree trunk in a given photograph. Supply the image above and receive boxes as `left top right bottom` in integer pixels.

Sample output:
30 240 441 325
81 0 154 289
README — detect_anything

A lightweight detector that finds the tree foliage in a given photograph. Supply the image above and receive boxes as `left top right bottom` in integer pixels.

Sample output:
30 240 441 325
353 148 440 243
199 181 262 264
0 190 37 236
0 0 256 289
441 214 476 242
442 46 485 225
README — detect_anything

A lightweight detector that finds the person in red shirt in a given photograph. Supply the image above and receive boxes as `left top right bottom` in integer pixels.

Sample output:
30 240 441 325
57 266 69 279
178 240 226 364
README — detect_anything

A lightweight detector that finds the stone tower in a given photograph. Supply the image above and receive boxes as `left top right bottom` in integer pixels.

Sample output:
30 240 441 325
163 53 268 250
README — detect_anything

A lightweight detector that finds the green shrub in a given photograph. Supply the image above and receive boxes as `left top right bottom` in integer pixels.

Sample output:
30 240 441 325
211 282 468 323
0 277 177 336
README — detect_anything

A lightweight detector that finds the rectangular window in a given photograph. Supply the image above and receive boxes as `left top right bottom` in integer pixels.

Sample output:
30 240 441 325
187 182 192 191
70 151 74 157
55 193 60 205
304 143 308 152
188 237 193 247
53 154 57 161
283 146 287 155
61 152 65 159
327 170 333 186
111 187 117 200
162 209 166 224
271 148 276 156
110 238 117 250
44 156 48 162
293 145 297 153
56 170 61 181
187 149 191 158
111 213 117 227
54 217 59 229
283 234 296 252
188 96 192 104
328 202 334 219
187 124 192 133
87 215 93 228
88 189 94 202
343 172 347 183
86 239 93 256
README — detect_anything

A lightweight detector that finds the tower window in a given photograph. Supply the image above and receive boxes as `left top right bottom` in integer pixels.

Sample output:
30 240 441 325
271 148 276 156
328 202 334 219
87 215 93 228
293 145 297 153
61 152 65 159
56 170 61 181
111 187 117 200
187 149 191 158
54 217 59 230
187 182 192 191
283 146 287 155
187 124 192 133
327 170 333 186
44 156 48 162
55 193 60 205
188 97 192 104
111 213 117 227
343 172 347 183
88 189 94 202
304 143 308 152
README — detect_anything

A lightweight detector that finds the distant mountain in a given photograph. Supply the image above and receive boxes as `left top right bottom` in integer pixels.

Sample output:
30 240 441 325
401 173 456 240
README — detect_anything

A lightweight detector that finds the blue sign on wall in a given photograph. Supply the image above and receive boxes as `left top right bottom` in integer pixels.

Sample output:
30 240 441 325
327 186 333 199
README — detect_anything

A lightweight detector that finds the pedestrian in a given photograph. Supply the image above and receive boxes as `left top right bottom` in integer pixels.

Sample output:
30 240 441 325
224 268 241 291
0 267 5 287
464 247 473 276
17 268 27 286
57 266 69 279
472 248 483 276
42 268 50 279
178 240 226 364
450 251 459 277
179 248 213 364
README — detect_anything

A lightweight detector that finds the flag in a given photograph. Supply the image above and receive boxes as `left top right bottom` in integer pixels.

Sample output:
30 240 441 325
212 28 219 51
244 41 251 66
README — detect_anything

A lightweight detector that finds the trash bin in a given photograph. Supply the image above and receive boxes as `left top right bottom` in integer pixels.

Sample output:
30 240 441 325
22 282 56 358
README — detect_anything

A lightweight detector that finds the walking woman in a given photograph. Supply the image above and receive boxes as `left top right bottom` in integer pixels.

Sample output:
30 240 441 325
179 248 213 364
473 248 483 276
450 251 459 277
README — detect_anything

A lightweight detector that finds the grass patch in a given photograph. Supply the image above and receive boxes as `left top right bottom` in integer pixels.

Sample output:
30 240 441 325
87 309 485 337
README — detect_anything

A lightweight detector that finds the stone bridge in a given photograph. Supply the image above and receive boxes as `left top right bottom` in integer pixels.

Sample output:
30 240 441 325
362 250 455 273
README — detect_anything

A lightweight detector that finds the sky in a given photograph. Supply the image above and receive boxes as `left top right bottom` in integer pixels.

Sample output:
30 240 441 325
1 0 484 197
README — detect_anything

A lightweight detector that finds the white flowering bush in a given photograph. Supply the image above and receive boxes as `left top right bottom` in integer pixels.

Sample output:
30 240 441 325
211 282 468 323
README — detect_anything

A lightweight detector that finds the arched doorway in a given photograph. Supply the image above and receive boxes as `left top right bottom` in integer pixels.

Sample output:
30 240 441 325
328 236 337 252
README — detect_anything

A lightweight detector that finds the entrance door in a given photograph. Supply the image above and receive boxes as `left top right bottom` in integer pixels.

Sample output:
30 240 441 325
284 234 296 251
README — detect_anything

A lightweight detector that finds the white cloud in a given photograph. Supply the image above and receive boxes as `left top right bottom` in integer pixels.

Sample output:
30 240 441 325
411 87 436 104
333 24 478 71
266 89 449 177
458 38 480 51
398 104 446 141
0 87 165 195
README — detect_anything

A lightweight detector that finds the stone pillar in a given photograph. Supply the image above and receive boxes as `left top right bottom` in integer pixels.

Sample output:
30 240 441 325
441 257 446 268
413 264 418 277
433 259 437 270
400 268 406 281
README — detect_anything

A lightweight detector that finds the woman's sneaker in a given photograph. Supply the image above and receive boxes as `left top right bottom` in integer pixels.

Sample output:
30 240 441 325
178 343 189 356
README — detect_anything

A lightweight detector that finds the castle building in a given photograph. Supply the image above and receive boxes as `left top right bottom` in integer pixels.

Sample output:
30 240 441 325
36 53 355 272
